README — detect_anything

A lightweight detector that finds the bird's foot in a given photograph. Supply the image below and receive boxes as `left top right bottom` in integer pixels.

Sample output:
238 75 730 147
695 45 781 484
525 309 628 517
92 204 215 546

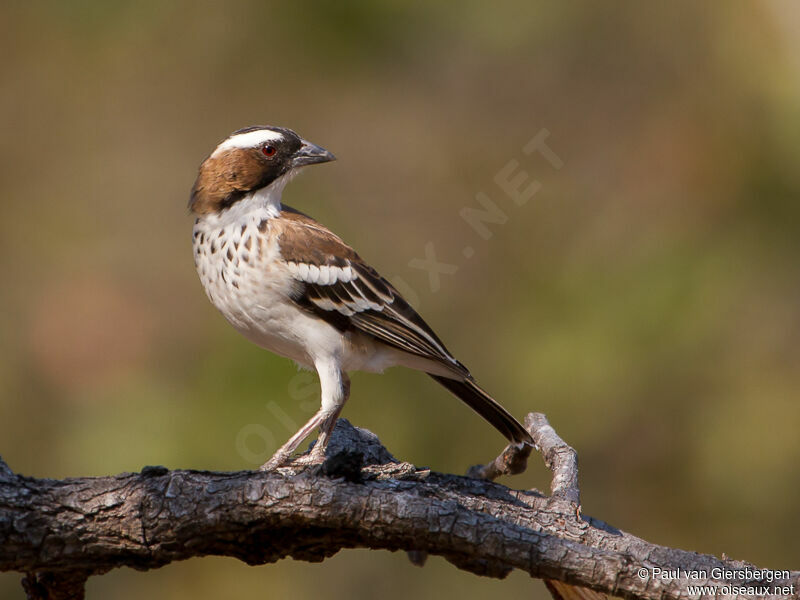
258 445 327 471
291 445 327 467
259 451 292 472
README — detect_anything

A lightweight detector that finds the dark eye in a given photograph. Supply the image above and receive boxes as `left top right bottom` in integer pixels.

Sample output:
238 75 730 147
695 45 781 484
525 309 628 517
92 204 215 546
262 145 277 157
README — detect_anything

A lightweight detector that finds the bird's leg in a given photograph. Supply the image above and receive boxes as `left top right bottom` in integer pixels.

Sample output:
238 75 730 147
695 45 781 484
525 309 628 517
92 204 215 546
308 372 350 461
259 362 349 471
259 408 329 471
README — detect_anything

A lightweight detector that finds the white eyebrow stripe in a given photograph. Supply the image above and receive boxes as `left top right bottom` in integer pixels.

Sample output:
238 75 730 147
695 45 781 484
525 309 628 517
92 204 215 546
213 129 284 154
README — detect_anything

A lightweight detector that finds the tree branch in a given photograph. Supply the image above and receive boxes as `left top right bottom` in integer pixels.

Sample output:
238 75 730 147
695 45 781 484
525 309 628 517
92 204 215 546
0 418 796 600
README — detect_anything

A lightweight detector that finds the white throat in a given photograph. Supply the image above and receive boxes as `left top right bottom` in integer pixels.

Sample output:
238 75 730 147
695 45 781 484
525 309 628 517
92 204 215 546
198 174 293 229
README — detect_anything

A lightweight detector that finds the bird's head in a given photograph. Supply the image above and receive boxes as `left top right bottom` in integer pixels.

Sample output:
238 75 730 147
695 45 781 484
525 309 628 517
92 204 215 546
189 126 335 215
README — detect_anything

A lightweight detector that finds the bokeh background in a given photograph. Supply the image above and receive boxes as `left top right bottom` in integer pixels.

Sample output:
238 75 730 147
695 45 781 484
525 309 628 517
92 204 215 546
2 2 799 598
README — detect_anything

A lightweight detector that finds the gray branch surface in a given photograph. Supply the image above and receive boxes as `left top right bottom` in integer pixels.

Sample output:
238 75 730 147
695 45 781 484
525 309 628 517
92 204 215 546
1 416 797 600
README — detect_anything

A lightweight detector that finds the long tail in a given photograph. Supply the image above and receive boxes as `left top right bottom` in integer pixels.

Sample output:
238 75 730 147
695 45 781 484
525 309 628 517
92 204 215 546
429 375 532 444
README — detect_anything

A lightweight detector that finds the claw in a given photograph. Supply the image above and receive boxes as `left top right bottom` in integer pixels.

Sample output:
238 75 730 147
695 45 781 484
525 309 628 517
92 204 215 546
259 451 291 471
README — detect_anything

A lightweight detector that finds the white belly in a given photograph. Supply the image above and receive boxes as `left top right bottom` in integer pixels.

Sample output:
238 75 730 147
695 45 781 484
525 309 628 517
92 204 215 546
192 210 403 373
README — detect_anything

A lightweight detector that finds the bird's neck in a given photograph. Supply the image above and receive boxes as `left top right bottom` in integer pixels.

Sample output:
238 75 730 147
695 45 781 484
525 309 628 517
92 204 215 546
198 177 287 230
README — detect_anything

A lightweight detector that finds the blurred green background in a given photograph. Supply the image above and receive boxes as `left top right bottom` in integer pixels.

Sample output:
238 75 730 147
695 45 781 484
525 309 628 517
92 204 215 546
2 1 799 598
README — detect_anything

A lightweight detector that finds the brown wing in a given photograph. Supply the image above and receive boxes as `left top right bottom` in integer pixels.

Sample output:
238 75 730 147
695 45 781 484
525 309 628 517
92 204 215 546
275 206 533 445
275 206 468 377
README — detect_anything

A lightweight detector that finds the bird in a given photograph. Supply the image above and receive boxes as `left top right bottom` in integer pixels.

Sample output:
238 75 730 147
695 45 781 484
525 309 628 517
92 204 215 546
190 126 532 470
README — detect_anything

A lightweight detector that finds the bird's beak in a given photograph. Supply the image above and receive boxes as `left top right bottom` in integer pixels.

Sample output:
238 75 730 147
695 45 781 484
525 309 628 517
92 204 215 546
292 140 336 168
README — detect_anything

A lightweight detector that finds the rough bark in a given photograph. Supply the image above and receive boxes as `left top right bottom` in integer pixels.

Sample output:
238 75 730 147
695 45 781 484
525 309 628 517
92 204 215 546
0 416 796 600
